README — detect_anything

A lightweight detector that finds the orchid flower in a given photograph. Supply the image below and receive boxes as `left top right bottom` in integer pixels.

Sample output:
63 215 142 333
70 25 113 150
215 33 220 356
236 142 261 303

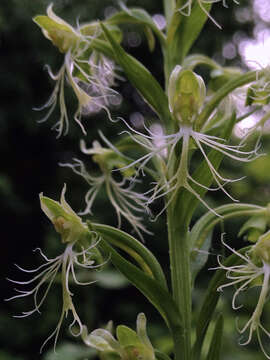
61 137 151 240
118 66 258 217
34 4 121 137
217 232 270 358
6 185 102 351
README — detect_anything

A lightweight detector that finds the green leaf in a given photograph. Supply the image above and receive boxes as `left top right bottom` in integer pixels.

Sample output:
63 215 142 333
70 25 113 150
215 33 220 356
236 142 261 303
100 23 170 124
166 3 212 73
190 230 212 285
106 8 166 47
163 0 175 25
192 246 251 360
91 222 168 290
238 215 267 238
205 314 224 360
189 203 265 279
143 25 156 52
97 239 182 342
182 54 221 71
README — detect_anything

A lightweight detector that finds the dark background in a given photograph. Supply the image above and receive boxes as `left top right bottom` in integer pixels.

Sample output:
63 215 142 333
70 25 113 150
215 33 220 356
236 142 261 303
1 1 270 359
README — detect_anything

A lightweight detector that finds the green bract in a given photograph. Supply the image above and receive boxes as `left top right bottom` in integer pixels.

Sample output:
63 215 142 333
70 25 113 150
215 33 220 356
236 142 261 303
168 65 206 124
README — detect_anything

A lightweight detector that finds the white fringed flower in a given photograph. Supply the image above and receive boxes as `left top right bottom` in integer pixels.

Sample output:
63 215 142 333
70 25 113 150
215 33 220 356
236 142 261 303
116 66 259 217
217 234 270 358
61 137 151 240
34 4 120 137
117 117 257 218
6 185 102 351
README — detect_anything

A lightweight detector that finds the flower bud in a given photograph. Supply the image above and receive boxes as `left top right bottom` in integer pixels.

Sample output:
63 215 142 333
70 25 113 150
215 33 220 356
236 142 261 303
40 184 88 243
168 65 206 125
82 313 155 360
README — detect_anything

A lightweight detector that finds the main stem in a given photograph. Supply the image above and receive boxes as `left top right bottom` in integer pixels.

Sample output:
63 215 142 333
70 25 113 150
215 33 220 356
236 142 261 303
167 204 192 360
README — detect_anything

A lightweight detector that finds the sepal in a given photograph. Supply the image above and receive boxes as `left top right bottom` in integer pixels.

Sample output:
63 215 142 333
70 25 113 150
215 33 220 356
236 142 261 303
33 4 81 53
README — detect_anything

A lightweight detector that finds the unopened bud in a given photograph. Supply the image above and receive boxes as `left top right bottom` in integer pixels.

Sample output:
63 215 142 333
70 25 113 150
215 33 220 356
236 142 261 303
168 65 206 125
40 184 88 243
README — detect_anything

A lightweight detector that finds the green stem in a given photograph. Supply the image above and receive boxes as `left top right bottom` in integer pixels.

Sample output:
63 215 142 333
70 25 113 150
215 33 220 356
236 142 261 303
167 204 192 360
165 131 193 360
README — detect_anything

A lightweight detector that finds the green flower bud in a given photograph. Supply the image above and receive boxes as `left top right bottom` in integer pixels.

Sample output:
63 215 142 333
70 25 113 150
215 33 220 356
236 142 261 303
168 65 206 125
40 184 89 243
